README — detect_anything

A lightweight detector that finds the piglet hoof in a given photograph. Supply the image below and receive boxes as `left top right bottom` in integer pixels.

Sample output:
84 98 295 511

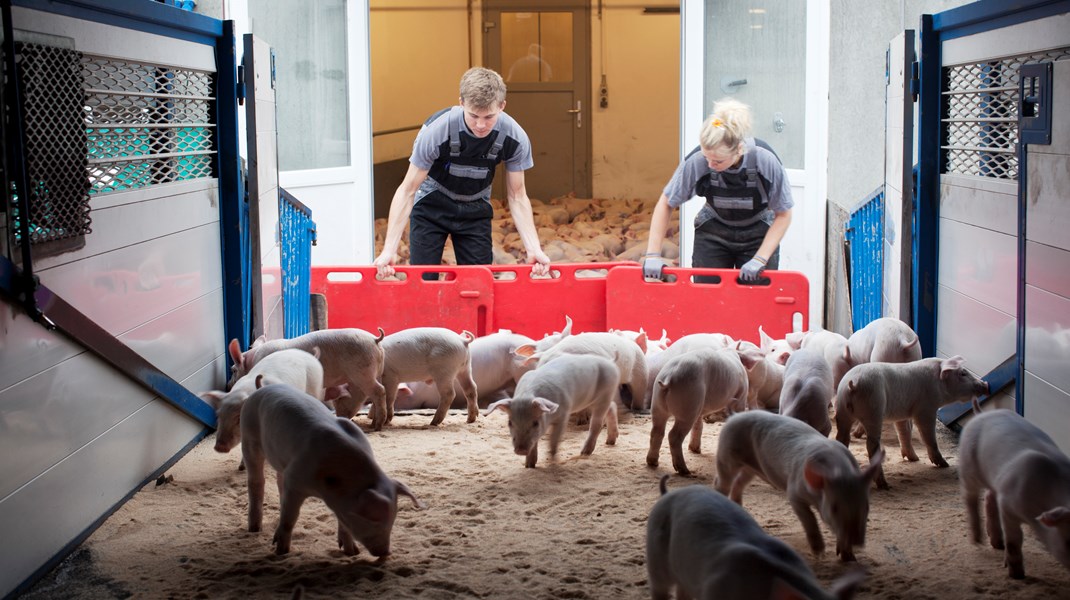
646 456 659 468
876 478 890 491
837 546 857 562
466 413 477 424
339 538 359 556
1008 564 1025 580
932 457 950 468
272 532 291 555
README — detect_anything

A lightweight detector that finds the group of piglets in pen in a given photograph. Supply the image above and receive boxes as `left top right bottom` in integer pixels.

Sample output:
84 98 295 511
197 313 1070 599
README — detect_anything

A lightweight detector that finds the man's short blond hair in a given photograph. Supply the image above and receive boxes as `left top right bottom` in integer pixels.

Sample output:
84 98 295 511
460 67 507 109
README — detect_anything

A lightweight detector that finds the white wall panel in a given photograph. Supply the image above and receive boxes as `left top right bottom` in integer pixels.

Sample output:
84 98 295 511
13 6 215 70
33 224 222 337
0 348 152 500
938 219 1017 315
1023 373 1070 455
1026 241 1070 301
121 289 226 385
939 174 1017 235
1025 285 1070 395
941 12 1070 66
34 185 221 272
1026 152 1070 252
935 285 1015 377
0 398 205 599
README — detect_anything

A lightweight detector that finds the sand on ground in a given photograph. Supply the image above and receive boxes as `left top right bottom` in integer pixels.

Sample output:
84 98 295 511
22 408 1070 600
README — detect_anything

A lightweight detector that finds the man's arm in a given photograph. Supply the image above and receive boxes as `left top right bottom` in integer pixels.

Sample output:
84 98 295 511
504 169 551 276
373 162 429 277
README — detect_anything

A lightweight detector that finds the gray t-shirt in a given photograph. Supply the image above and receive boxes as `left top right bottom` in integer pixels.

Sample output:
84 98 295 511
663 138 793 226
411 107 533 204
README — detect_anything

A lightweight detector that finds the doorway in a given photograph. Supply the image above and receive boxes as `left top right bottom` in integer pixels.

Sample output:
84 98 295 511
482 1 592 201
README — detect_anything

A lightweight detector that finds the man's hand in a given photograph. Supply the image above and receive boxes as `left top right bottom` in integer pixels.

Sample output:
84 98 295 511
739 256 767 281
528 249 551 277
373 252 396 278
642 254 666 281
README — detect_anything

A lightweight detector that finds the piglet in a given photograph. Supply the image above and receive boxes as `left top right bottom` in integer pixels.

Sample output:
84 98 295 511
779 347 835 437
715 410 884 562
484 354 620 468
648 475 866 600
377 327 478 430
395 330 535 410
647 348 753 475
518 331 648 412
834 355 989 489
227 328 386 421
959 406 1070 579
241 383 422 557
201 348 324 455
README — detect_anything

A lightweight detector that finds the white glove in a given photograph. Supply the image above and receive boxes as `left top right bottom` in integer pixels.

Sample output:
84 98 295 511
642 255 666 281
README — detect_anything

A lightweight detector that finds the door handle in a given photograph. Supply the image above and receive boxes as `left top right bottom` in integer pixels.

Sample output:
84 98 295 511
566 101 582 128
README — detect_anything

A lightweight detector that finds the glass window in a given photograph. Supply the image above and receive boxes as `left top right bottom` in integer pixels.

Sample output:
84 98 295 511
249 0 350 170
502 12 573 83
704 1 805 169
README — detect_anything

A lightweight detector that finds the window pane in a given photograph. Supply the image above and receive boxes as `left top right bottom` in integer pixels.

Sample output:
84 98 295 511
704 1 805 168
502 12 572 83
249 0 350 170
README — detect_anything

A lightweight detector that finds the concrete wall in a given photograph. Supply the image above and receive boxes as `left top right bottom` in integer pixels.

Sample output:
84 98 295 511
824 0 973 334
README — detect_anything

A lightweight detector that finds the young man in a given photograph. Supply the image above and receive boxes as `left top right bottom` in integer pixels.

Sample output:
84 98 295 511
374 67 551 278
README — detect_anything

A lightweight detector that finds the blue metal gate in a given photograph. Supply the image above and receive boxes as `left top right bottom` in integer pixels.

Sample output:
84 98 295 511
846 187 884 332
280 188 317 338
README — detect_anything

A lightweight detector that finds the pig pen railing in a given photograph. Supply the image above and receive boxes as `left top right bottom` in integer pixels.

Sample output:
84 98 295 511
309 264 809 344
280 188 317 338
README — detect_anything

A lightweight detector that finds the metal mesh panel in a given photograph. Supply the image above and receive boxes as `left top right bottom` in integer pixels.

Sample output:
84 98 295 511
14 42 92 248
83 55 216 195
942 49 1070 179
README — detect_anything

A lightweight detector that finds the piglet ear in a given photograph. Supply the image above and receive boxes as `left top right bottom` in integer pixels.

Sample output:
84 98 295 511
633 331 648 352
356 489 392 523
560 315 573 337
251 334 267 348
534 398 560 414
395 480 426 510
1038 507 1070 527
199 391 225 410
759 326 773 351
803 459 826 491
228 338 243 367
940 355 966 379
484 399 512 417
514 344 536 358
255 374 266 389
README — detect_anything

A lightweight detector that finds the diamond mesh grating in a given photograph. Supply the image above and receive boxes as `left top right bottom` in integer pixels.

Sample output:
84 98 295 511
10 44 218 252
14 42 92 248
83 55 216 195
942 49 1070 180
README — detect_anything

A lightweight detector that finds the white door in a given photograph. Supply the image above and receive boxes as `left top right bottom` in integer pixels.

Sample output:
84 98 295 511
680 0 829 328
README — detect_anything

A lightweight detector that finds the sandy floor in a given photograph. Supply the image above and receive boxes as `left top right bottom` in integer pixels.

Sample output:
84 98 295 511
23 409 1070 600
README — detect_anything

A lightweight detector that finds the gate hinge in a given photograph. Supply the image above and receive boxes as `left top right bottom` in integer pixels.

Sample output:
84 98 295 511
909 60 920 101
236 63 246 105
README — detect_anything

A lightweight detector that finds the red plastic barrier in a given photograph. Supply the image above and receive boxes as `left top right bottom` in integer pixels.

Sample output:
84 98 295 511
486 262 631 339
605 266 808 344
310 265 495 336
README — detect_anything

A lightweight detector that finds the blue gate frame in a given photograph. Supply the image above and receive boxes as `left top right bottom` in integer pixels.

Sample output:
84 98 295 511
917 0 1070 420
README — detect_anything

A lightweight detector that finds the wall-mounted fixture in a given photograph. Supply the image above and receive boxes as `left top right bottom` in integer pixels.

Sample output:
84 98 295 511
720 76 747 94
773 111 786 133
